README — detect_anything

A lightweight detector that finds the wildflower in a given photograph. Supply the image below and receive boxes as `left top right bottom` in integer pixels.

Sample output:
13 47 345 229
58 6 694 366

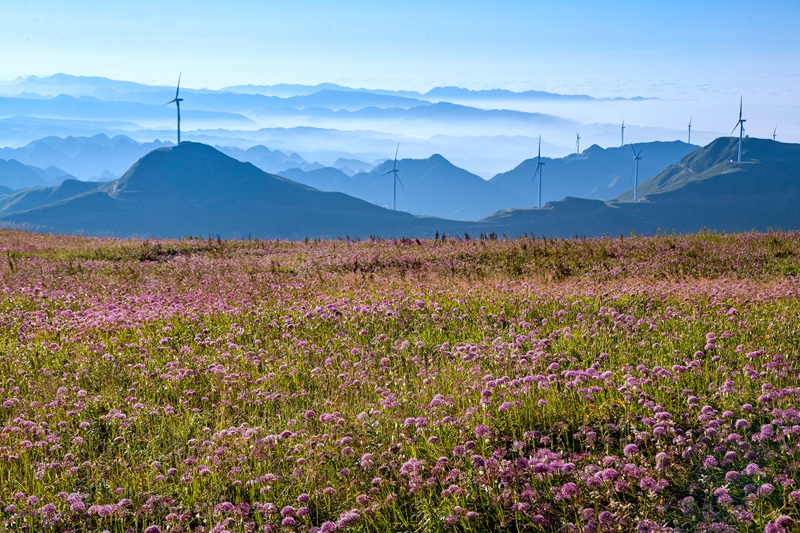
560 482 578 499
475 424 491 438
623 444 639 456
336 509 361 529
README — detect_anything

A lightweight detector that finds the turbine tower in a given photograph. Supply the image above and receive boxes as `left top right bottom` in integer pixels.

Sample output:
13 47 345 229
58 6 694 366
165 73 184 145
730 96 746 162
380 144 403 210
532 136 545 208
575 132 581 158
773 125 777 141
621 119 626 147
688 117 693 145
631 145 643 202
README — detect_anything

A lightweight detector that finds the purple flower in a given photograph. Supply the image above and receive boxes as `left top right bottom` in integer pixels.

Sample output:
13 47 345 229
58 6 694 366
475 424 491 438
144 527 162 533
560 482 579 499
337 509 361 529
623 444 639 456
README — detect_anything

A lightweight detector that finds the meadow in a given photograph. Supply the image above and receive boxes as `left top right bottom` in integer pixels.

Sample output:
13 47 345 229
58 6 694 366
0 229 799 533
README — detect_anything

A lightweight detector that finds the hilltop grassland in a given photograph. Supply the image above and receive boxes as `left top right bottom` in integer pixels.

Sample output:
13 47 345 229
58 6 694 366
0 230 799 532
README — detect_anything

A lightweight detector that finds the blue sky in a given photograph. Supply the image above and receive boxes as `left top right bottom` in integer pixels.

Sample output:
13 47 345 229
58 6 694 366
1 0 798 101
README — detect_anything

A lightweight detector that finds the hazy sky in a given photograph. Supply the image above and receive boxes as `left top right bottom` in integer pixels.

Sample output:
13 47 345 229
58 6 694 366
1 0 798 102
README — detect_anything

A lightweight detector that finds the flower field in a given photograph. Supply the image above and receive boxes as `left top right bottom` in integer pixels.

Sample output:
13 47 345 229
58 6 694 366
1 229 799 533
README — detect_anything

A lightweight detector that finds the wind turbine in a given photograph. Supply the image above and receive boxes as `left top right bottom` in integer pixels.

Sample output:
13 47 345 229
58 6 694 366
575 132 581 158
773 125 777 141
730 96 746 162
380 144 403 210
532 136 545 208
621 119 626 147
688 117 693 144
165 73 184 145
631 144 643 202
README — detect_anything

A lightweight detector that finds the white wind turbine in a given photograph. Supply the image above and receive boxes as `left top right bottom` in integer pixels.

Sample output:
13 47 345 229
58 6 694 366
688 117 693 144
575 132 581 158
621 119 626 147
532 136 546 208
380 144 403 210
165 73 184 145
773 125 777 141
631 144 643 202
730 97 746 162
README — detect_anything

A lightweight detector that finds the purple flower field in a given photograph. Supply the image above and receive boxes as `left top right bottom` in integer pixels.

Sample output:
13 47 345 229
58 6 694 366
0 230 799 532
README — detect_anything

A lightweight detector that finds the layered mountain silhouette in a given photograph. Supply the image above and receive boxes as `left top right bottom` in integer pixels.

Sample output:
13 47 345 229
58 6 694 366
0 143 463 239
2 138 798 240
0 135 172 180
216 145 321 174
281 154 518 220
253 102 573 130
490 141 697 205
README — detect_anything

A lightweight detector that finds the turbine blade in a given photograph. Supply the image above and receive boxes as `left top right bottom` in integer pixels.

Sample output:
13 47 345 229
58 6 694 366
537 136 542 158
739 96 742 120
730 124 739 136
176 72 182 99
630 144 636 156
396 175 404 189
689 116 692 127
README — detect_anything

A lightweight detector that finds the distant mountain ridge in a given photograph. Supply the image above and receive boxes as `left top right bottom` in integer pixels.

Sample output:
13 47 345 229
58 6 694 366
0 158 74 190
281 154 519 221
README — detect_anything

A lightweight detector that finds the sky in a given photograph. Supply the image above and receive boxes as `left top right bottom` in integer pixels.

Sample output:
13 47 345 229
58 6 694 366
1 0 799 102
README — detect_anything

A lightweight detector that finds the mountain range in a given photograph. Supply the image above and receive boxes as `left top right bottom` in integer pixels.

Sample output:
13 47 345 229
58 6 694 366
0 143 461 239
0 74 716 178
1 137 798 240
